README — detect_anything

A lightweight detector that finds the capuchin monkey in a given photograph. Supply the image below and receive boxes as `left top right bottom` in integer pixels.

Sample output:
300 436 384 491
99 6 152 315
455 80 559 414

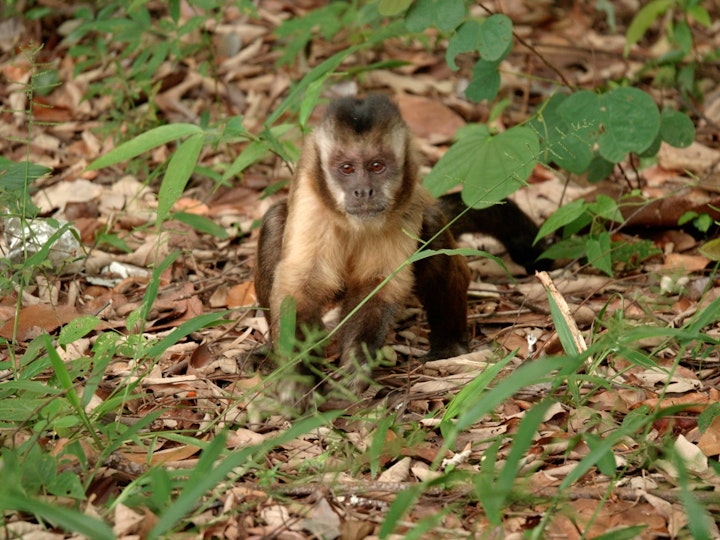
254 94 545 402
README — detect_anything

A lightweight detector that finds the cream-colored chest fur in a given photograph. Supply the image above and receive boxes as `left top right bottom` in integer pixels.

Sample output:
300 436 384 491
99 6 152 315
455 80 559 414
274 176 426 307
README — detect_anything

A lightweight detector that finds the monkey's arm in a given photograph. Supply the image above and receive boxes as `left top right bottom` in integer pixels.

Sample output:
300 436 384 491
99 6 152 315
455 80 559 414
254 200 288 312
437 192 549 273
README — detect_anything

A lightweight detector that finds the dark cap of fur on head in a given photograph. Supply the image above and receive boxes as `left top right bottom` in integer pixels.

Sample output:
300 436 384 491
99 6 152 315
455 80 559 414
323 94 404 135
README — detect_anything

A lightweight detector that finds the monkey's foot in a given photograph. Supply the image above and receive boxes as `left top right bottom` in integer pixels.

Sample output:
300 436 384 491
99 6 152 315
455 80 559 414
423 343 470 361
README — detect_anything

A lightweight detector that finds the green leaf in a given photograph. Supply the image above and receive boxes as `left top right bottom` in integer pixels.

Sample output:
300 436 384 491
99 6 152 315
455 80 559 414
404 0 434 32
435 0 465 32
169 0 180 23
0 161 52 191
546 289 579 356
0 490 114 539
58 316 101 347
441 351 516 438
559 88 659 163
593 526 648 540
379 485 422 537
588 194 621 223
477 14 513 62
586 155 615 182
660 107 695 148
405 0 464 32
138 251 180 325
557 89 601 126
378 0 413 16
87 124 203 170
461 126 538 207
172 211 229 239
699 238 720 261
687 5 711 27
156 133 204 225
223 140 271 182
368 415 395 478
48 470 86 499
149 413 339 539
624 0 673 56
465 59 501 103
530 93 594 174
534 199 586 241
446 20 481 71
299 75 330 127
586 232 613 276
672 20 693 55
424 124 490 196
144 311 230 360
597 87 660 162
698 402 720 433
454 355 583 434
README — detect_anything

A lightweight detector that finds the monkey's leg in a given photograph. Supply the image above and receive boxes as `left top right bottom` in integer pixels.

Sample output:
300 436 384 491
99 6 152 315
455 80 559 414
414 253 471 359
332 288 400 395
415 204 472 359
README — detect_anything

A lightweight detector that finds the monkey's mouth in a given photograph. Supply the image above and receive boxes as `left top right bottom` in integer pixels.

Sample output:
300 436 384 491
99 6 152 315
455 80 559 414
345 203 387 219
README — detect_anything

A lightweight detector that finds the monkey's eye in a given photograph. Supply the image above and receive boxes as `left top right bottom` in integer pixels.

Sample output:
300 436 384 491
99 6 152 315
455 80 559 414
367 161 386 173
339 163 355 175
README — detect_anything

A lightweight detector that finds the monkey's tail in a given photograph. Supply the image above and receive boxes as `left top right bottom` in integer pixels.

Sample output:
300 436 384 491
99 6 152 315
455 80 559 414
437 191 551 273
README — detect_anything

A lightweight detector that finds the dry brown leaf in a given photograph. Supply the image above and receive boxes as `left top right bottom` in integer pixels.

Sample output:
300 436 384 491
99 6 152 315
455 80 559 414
113 503 144 537
0 303 80 340
173 197 210 215
662 252 711 273
299 497 341 539
227 281 256 308
698 415 720 457
658 141 720 174
396 93 465 143
378 456 411 483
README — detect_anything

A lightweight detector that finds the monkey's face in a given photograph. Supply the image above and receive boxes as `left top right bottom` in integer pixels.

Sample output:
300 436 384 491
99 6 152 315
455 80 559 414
314 123 409 222
325 145 402 219
309 95 414 223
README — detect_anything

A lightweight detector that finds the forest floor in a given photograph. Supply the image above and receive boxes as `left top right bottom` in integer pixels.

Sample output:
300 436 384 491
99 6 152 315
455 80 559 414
2 1 720 538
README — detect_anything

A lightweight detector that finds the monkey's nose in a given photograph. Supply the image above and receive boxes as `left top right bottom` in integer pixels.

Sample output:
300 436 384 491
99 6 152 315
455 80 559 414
353 188 374 198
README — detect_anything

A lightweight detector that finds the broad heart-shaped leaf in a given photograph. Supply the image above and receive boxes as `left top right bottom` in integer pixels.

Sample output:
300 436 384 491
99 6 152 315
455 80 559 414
460 126 538 209
87 123 203 170
424 124 490 197
465 59 501 103
405 0 464 33
556 90 601 132
435 0 465 32
529 93 594 174
446 20 481 70
477 14 512 62
558 88 660 164
403 0 435 32
156 133 204 226
586 154 615 182
660 107 695 148
424 125 538 208
597 87 660 162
